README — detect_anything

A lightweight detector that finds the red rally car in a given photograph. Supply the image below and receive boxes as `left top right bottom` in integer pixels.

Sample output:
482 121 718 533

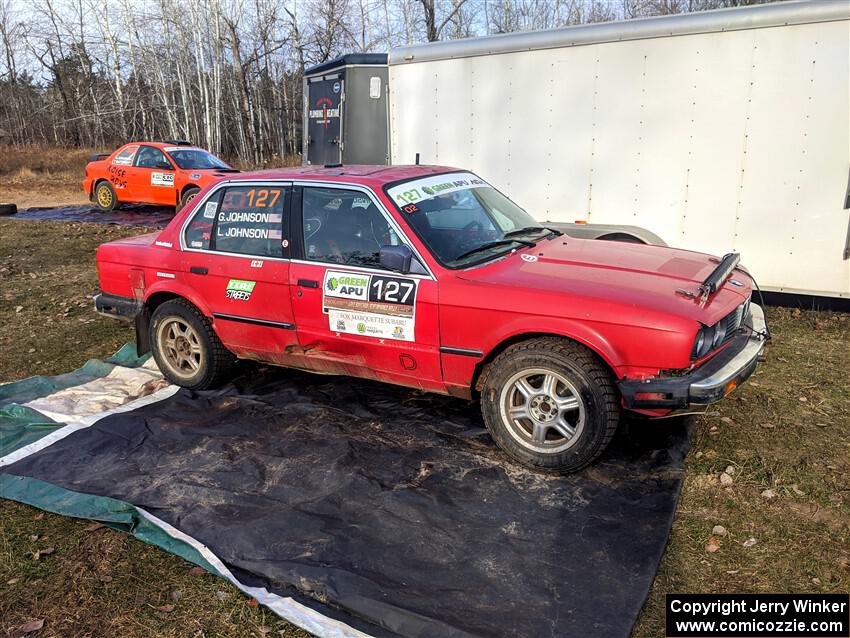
83 141 238 212
94 165 768 473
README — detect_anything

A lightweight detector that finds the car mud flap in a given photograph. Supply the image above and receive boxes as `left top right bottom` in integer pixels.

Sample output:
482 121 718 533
0 362 691 638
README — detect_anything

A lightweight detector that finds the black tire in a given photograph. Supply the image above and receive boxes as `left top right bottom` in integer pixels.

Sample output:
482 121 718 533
94 180 118 212
0 203 17 216
149 299 235 390
479 337 620 473
177 187 201 212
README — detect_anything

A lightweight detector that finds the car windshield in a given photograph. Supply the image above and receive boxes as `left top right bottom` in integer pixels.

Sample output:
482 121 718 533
385 172 549 267
166 148 229 170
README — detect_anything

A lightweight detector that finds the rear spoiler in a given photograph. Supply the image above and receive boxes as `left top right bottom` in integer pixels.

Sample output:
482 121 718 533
89 153 110 162
675 252 741 302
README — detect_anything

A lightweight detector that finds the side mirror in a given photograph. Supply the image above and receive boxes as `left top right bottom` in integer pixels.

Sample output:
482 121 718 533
380 245 413 274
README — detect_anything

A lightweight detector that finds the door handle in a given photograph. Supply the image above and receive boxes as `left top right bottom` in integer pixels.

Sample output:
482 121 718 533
297 279 319 288
190 266 208 275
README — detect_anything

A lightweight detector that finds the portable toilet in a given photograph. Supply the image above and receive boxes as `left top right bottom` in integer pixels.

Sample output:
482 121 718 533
302 54 389 166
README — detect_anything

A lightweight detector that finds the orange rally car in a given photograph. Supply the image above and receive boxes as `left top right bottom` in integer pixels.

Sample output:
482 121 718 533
83 141 239 212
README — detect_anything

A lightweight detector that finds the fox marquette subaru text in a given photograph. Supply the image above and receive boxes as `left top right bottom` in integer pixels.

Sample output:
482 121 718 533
94 165 769 472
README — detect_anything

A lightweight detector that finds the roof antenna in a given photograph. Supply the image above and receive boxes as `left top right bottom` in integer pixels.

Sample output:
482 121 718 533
415 153 420 166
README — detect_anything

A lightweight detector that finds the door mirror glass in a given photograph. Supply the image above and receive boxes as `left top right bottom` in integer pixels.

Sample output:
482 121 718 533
380 245 413 274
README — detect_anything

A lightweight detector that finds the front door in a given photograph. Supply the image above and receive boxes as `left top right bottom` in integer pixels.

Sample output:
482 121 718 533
181 182 301 363
129 145 177 206
306 77 343 165
289 184 443 391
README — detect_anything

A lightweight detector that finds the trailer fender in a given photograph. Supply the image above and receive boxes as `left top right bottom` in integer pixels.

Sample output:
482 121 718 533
545 222 667 247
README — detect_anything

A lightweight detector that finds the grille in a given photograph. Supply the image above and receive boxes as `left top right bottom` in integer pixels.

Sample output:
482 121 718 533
720 298 750 343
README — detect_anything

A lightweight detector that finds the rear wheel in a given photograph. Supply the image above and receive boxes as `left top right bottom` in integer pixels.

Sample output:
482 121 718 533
177 187 201 212
149 299 234 389
480 337 620 473
94 181 117 212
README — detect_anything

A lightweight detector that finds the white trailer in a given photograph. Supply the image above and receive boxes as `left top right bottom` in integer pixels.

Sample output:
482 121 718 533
383 1 850 299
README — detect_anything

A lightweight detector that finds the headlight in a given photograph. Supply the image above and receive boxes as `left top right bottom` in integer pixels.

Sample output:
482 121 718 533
694 326 712 359
712 323 726 348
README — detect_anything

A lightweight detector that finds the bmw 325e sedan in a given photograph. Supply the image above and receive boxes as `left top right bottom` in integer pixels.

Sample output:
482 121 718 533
94 165 768 473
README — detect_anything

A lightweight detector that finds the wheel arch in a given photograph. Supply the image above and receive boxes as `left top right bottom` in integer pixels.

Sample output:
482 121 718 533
472 329 621 395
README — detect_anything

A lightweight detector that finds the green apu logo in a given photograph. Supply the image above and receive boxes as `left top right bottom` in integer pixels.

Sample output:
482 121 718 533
357 323 366 334
327 277 339 291
422 186 434 195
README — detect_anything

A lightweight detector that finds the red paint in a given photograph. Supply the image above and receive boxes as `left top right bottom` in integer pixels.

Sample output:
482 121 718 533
95 164 754 413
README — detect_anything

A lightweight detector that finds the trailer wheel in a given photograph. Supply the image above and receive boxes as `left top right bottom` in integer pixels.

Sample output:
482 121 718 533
150 299 235 389
94 181 118 212
480 337 620 473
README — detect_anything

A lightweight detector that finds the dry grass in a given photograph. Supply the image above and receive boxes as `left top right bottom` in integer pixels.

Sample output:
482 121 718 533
0 145 302 210
0 217 848 637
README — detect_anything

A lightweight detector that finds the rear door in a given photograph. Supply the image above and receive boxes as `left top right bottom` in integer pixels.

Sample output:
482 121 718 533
288 183 443 391
128 145 177 206
306 77 343 165
181 182 302 363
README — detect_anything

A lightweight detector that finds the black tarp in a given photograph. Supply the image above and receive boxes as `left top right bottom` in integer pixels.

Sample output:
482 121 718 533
13 204 173 227
2 365 689 637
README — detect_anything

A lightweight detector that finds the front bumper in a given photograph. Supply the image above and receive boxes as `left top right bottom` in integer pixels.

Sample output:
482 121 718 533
618 303 767 410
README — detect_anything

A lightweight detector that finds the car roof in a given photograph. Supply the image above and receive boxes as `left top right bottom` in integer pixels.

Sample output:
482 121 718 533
120 142 201 151
220 164 463 187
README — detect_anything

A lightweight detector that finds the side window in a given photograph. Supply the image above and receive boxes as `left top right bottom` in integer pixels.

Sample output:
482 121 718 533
135 146 171 169
302 187 400 268
213 185 287 258
184 194 219 250
112 145 138 166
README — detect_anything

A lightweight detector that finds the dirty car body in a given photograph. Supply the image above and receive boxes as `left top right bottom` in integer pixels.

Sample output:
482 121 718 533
83 141 238 211
94 165 768 472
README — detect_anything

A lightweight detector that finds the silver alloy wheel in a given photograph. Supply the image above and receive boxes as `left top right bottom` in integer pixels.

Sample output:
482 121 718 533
156 317 203 380
499 368 586 454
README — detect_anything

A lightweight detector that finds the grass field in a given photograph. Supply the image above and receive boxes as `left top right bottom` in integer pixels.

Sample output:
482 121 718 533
0 216 848 637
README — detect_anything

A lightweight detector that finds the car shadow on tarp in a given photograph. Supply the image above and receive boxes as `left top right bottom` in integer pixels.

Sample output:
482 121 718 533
13 204 174 227
1 362 691 638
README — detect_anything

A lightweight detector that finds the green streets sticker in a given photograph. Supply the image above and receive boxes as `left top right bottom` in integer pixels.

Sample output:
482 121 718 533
225 279 256 301
322 270 418 342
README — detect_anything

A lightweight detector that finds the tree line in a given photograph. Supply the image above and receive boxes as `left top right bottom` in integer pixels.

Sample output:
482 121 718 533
0 0 773 165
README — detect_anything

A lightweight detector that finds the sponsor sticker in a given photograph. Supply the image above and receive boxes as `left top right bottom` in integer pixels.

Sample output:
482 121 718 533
225 279 255 301
156 271 176 279
521 254 538 263
250 260 264 268
190 173 201 179
386 171 487 207
203 201 219 219
151 172 175 187
322 270 418 341
154 240 173 248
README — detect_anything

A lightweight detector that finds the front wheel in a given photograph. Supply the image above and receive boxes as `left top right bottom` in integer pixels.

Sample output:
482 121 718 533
149 299 235 389
480 338 620 473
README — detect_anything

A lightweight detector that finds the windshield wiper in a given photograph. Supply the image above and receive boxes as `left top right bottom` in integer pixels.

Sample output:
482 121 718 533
503 225 563 239
503 225 545 238
453 238 535 262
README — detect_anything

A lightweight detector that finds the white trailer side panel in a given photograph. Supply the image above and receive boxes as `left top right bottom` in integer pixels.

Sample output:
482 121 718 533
389 7 850 298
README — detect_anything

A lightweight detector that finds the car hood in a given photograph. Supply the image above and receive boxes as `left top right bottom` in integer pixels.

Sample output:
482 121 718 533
457 237 752 325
